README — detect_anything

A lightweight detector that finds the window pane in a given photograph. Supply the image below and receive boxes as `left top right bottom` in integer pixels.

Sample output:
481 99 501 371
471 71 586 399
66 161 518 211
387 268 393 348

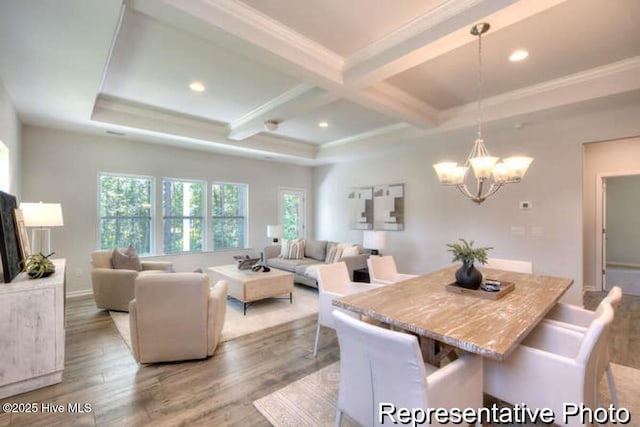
283 193 302 239
162 179 204 254
99 174 152 254
212 183 247 250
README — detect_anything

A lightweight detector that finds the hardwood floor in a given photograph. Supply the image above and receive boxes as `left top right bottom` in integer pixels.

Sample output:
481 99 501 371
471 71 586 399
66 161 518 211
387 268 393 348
0 297 339 426
584 290 640 369
1 291 637 426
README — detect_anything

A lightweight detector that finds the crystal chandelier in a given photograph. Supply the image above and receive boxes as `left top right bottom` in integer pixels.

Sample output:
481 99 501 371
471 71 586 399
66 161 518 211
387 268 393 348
433 23 533 204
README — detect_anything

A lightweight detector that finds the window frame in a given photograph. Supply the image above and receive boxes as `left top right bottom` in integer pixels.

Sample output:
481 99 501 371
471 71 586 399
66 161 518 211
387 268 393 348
210 181 249 251
97 172 155 255
161 177 207 254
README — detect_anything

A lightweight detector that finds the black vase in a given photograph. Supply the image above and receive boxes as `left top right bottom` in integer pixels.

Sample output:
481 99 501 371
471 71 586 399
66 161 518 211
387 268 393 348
455 262 483 290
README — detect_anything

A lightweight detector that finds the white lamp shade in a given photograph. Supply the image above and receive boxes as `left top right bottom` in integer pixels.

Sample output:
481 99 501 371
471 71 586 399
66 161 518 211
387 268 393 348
363 230 387 251
433 162 468 186
503 156 533 181
267 224 283 239
20 202 64 227
470 156 499 179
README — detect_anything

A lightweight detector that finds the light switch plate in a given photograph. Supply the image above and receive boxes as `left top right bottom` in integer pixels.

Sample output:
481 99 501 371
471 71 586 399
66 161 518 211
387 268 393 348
510 226 526 236
520 200 532 210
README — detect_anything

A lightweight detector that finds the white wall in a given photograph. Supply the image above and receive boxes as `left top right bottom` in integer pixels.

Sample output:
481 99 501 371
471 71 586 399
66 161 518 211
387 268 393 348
21 125 313 296
0 78 21 195
606 175 640 266
314 103 640 305
583 137 640 290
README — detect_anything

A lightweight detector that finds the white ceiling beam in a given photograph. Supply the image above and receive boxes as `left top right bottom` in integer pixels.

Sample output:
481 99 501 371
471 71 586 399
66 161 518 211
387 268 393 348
92 95 319 159
350 83 439 128
344 0 570 89
438 56 640 131
228 85 337 141
156 0 344 88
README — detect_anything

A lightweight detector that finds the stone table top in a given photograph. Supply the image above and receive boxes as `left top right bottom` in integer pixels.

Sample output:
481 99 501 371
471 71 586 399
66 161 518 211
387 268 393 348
333 266 573 361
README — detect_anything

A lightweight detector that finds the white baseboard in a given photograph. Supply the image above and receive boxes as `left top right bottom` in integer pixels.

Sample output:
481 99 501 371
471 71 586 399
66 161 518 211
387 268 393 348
66 289 93 300
583 285 598 292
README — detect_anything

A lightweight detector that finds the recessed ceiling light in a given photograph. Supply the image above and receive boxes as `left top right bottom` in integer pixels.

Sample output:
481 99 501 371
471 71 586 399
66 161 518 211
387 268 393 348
189 81 205 92
318 121 329 128
509 50 529 62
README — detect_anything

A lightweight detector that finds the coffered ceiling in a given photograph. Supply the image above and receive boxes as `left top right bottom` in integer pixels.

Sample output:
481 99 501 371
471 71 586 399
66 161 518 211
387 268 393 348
1 0 639 164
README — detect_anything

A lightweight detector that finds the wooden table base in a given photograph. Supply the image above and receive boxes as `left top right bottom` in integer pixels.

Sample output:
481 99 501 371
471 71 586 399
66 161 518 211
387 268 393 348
419 337 458 366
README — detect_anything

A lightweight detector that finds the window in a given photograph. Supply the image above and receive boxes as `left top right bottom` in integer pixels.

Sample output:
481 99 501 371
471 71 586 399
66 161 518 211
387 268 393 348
162 178 205 254
279 188 306 239
99 174 153 254
211 182 248 250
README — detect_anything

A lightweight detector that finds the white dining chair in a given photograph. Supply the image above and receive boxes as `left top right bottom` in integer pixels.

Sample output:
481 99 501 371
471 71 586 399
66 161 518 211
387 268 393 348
367 255 418 285
484 302 614 427
332 309 483 427
484 257 533 274
313 261 379 357
543 286 622 406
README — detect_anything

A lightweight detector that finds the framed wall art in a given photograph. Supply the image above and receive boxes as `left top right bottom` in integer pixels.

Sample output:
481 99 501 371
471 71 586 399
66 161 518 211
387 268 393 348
373 183 404 231
348 187 373 230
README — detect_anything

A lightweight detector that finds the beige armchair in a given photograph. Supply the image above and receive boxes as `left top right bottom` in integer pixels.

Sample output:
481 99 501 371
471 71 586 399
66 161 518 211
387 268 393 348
129 273 228 364
91 249 173 312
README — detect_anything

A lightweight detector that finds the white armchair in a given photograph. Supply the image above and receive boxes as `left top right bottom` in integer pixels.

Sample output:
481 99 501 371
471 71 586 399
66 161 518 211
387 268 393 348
129 273 227 364
484 257 533 274
332 309 483 427
484 303 614 427
313 261 379 357
91 249 173 312
367 255 418 285
543 286 622 406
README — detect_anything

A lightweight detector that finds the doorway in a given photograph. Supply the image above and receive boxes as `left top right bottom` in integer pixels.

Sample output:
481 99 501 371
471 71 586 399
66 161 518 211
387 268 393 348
278 188 306 240
597 172 640 295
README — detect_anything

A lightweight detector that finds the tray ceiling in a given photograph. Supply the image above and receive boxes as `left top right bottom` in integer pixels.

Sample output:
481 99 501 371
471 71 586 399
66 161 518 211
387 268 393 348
1 0 639 164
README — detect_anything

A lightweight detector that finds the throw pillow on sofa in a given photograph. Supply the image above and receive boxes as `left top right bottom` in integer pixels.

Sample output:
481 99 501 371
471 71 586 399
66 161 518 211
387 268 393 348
325 243 358 264
111 245 142 271
280 239 305 259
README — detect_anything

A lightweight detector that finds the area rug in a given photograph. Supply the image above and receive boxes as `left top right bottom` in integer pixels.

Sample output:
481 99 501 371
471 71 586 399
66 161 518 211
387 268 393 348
253 362 640 427
110 284 318 350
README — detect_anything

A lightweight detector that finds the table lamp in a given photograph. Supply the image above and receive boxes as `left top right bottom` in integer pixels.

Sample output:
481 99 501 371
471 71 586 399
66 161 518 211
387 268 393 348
19 202 64 255
267 224 283 243
363 230 386 256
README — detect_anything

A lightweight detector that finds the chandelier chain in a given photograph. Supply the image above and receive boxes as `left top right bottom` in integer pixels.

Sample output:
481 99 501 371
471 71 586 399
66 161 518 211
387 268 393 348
476 29 483 140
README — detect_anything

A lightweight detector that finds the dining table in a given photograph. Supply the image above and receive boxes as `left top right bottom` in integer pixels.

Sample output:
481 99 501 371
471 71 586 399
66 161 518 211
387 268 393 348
332 266 573 364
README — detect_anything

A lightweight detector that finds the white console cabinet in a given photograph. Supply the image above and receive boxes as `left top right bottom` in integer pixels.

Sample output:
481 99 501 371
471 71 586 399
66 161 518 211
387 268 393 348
0 259 66 399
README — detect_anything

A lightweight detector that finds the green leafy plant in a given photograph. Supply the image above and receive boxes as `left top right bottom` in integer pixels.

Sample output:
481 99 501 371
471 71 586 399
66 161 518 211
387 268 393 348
446 239 492 266
22 252 56 278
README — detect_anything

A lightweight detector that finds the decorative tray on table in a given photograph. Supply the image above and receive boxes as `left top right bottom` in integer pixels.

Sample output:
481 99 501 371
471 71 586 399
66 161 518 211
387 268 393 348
445 279 515 300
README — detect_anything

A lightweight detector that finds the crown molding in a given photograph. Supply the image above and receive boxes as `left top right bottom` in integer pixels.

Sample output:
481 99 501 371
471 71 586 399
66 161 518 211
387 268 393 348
440 56 640 124
345 0 484 70
92 95 318 159
359 83 439 128
162 0 344 85
322 123 411 148
343 0 567 88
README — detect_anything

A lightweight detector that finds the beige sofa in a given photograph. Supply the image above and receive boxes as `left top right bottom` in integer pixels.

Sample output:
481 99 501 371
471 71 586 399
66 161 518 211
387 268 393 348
264 240 369 288
91 249 173 312
129 273 227 364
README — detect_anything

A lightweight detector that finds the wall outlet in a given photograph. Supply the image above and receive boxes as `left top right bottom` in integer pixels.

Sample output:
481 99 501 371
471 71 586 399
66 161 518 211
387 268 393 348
520 200 532 210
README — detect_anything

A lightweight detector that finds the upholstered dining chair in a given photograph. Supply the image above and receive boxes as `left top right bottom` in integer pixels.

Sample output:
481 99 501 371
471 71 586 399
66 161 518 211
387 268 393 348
484 257 533 274
367 255 418 285
332 310 483 427
543 286 622 406
484 302 614 427
129 273 228 364
313 261 379 357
